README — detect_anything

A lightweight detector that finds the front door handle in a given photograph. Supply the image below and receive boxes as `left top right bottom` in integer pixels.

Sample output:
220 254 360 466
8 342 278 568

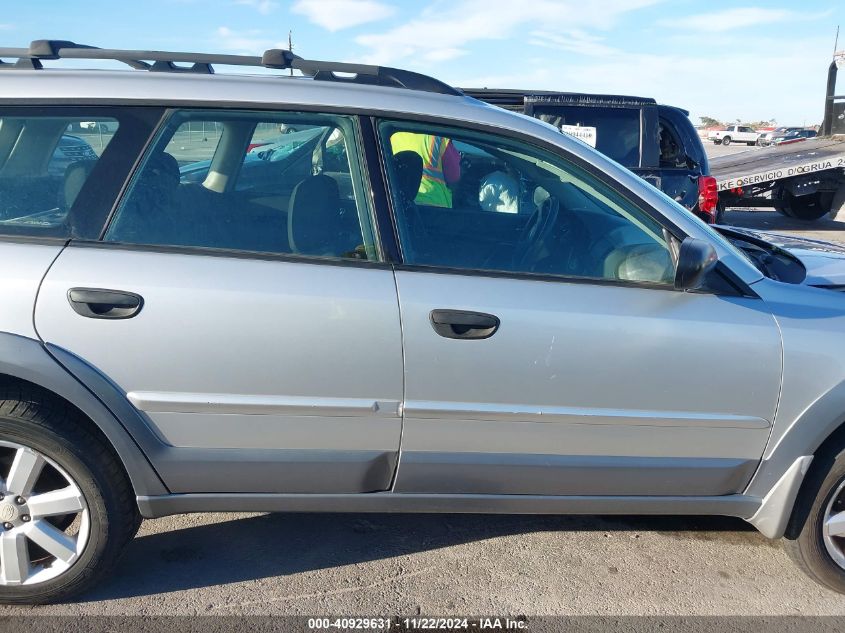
430 309 500 340
67 288 144 320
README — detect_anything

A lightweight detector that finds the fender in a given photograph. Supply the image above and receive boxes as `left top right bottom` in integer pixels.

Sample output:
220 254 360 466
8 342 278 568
0 332 168 497
743 380 845 537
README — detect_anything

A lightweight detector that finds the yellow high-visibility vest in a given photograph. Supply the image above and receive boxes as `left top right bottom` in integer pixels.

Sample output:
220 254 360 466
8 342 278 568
390 132 452 208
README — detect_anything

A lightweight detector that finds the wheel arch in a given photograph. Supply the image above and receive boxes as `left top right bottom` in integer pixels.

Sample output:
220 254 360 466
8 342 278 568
0 332 168 498
782 419 845 540
746 381 845 538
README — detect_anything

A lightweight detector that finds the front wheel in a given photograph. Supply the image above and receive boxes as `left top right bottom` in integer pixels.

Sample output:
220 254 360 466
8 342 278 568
785 448 845 593
0 392 140 604
722 136 732 146
713 139 722 145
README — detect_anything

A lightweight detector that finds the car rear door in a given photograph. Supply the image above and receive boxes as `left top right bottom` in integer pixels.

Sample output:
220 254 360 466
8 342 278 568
377 118 782 497
35 108 404 494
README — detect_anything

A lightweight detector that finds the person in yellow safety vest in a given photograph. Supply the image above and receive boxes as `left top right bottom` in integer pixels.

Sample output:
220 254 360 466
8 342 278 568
390 132 462 208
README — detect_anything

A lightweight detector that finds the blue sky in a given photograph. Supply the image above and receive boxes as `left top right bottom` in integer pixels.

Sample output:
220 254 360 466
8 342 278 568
2 0 842 125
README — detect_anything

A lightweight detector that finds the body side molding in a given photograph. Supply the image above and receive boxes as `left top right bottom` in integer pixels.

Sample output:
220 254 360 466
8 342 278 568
127 391 401 417
137 491 761 520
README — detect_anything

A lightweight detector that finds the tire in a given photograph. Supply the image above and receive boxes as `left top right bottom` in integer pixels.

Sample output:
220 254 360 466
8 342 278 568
828 182 845 220
785 191 833 221
747 141 756 146
713 139 722 145
0 387 140 604
784 447 845 593
722 136 732 146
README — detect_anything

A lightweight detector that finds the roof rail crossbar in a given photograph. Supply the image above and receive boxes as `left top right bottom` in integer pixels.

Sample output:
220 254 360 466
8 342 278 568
0 40 463 95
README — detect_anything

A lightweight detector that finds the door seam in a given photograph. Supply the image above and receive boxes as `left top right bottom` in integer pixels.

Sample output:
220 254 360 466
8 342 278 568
387 265 406 492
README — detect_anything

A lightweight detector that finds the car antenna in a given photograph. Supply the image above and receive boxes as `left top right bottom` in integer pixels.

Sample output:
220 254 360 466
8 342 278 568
288 30 294 77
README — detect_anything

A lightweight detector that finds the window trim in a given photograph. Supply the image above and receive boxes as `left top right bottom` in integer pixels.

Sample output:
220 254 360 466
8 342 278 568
69 238 394 270
99 108 386 265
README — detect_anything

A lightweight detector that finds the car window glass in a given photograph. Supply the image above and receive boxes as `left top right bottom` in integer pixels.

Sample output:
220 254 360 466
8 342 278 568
380 121 675 285
658 119 689 168
0 116 118 235
106 111 377 260
531 105 641 167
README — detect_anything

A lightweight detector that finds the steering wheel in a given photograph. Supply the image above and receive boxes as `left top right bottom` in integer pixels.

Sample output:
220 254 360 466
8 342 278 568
512 196 560 269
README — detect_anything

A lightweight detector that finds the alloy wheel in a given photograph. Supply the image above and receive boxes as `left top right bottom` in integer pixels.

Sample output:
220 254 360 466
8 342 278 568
823 477 845 570
0 440 89 586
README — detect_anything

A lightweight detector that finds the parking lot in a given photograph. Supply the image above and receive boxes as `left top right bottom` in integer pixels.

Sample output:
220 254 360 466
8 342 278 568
0 141 844 619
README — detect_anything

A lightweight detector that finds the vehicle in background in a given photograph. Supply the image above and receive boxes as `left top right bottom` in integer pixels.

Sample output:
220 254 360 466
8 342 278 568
78 121 112 133
49 134 98 176
758 127 804 146
462 89 719 223
712 136 845 220
771 129 818 146
707 125 761 146
712 51 845 221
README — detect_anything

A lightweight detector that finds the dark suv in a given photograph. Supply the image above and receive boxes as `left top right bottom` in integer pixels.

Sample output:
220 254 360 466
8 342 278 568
462 90 718 222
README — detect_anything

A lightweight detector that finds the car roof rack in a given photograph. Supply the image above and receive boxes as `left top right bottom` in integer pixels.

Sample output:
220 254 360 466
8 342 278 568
0 39 463 96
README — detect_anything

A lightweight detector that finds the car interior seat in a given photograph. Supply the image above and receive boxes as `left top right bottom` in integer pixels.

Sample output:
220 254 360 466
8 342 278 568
62 160 97 211
287 174 360 257
107 152 180 244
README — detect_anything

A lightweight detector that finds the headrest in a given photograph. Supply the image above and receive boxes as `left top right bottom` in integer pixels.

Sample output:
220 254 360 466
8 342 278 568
62 160 97 210
138 152 180 193
393 151 423 203
287 174 345 255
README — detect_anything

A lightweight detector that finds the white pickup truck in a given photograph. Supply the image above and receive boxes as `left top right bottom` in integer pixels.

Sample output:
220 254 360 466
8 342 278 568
707 125 761 146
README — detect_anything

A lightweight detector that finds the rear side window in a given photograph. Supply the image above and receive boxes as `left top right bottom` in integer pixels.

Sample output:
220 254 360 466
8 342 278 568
105 110 377 260
530 105 641 167
0 114 119 237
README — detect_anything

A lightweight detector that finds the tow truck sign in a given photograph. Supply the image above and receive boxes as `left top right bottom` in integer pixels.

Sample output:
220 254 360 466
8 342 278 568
716 154 845 191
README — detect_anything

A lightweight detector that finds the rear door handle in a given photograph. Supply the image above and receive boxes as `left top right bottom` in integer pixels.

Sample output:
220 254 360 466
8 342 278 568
430 309 500 340
67 288 144 320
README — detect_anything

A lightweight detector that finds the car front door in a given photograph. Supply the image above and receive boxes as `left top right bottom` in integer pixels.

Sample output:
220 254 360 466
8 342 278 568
377 119 782 497
35 109 404 494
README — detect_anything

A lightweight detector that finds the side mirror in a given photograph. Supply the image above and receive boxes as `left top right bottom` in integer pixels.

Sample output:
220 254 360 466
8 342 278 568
674 237 718 290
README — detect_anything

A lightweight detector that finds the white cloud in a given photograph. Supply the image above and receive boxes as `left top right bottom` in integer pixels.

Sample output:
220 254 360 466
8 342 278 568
235 0 280 15
215 26 286 54
452 34 831 126
355 0 660 65
529 30 619 58
423 47 467 63
292 0 396 32
657 7 807 33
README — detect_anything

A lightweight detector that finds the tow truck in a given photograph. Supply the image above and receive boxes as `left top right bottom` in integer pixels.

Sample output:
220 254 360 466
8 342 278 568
711 51 845 221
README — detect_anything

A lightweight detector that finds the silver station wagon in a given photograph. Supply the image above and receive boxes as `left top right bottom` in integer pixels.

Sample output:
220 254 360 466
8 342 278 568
1 40 845 603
